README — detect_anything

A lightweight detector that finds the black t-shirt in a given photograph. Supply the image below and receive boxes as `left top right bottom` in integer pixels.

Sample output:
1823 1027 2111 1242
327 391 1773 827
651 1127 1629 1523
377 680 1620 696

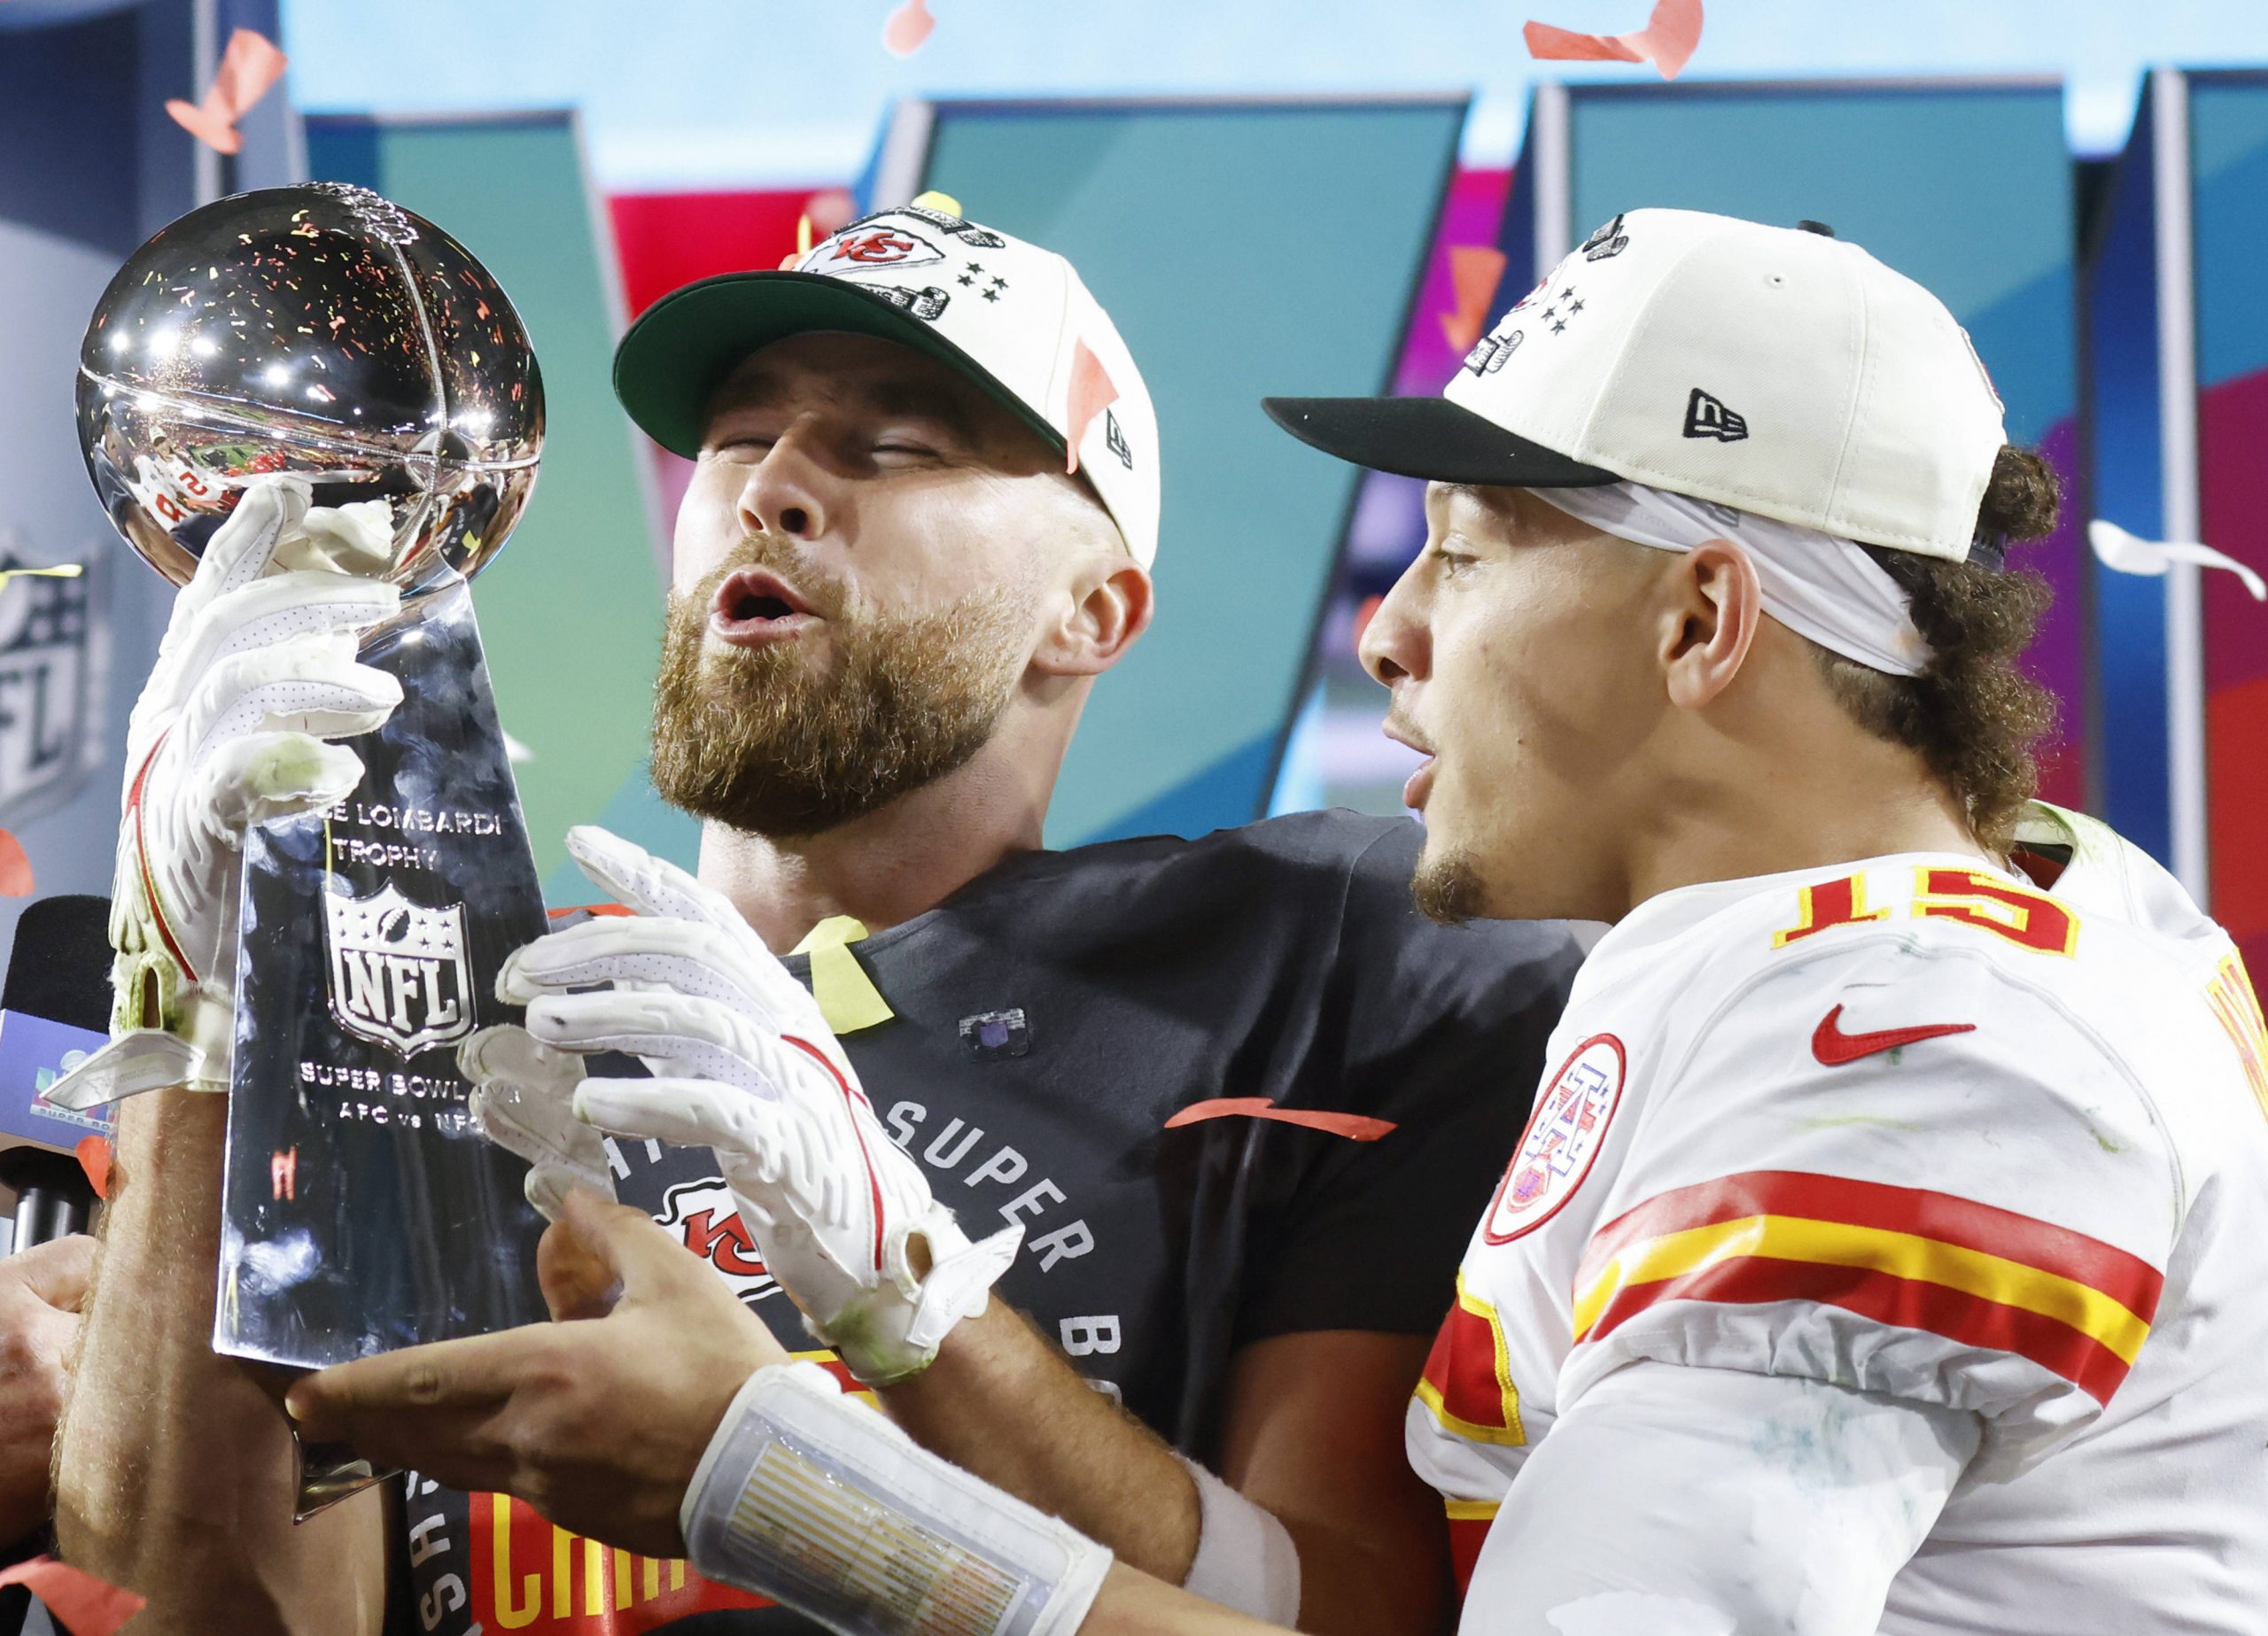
397 810 1580 1635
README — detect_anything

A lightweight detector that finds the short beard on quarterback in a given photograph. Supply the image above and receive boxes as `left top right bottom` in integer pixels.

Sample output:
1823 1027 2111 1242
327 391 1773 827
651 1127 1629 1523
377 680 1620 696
649 542 1037 837
1412 846 1490 927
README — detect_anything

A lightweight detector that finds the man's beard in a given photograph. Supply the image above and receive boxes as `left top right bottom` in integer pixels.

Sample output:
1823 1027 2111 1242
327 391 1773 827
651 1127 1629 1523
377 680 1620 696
1412 842 1489 926
650 543 1037 838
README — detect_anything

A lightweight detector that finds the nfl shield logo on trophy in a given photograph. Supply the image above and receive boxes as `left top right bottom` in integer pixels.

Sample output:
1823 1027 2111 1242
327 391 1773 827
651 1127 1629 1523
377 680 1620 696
323 882 477 1058
0 545 98 829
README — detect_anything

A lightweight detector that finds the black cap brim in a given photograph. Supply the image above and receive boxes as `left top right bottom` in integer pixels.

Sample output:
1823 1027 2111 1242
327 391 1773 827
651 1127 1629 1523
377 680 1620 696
1261 395 1619 488
614 271 1062 459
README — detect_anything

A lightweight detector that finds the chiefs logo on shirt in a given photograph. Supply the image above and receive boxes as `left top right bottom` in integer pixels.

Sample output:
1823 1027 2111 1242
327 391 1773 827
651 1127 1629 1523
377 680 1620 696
655 1177 780 1307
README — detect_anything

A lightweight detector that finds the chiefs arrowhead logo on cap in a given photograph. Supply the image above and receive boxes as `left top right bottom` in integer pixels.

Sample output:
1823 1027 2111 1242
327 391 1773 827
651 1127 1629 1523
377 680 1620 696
824 227 943 269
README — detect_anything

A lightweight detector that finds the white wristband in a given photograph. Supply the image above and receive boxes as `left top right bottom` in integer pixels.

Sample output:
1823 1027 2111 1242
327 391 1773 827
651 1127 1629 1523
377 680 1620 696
1175 1455 1301 1624
683 1363 1113 1636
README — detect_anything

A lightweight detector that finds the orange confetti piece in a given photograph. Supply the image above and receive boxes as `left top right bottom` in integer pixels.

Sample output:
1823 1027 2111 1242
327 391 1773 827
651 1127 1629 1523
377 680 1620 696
165 27 289 155
1525 0 1703 80
883 0 936 56
0 1558 145 1635
806 188 858 236
1062 341 1118 477
1164 1097 1399 1143
1440 244 1508 353
0 826 32 897
76 1134 112 1201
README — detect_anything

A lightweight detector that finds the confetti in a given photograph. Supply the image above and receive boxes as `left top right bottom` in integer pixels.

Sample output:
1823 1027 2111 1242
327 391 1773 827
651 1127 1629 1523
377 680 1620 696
1063 342 1117 477
2089 520 2268 601
1440 244 1508 353
805 188 858 236
0 827 31 897
0 1558 145 1636
76 1134 112 1200
166 27 289 155
1525 0 1703 80
883 0 936 56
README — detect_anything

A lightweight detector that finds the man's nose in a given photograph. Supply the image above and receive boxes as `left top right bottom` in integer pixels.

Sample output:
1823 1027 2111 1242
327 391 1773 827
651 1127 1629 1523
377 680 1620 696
1359 576 1430 687
736 424 834 541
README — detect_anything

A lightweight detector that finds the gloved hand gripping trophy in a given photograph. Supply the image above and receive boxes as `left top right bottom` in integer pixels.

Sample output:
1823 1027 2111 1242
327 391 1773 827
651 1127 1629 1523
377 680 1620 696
462 825 1023 1385
48 478 403 1110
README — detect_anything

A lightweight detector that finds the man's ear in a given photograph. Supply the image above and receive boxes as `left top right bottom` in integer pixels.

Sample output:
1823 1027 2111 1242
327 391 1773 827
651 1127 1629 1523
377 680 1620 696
1034 556 1153 678
1661 540 1761 709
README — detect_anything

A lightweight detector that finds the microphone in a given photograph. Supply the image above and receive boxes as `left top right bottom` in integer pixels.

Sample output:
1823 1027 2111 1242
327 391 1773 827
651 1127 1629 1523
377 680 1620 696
0 896 113 1254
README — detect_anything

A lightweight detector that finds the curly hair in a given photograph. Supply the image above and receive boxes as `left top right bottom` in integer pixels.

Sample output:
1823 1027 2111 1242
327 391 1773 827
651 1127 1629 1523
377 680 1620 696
1810 446 2062 852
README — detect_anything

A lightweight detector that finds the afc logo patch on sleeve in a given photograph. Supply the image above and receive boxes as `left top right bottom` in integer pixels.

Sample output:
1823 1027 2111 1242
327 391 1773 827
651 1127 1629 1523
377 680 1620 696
1484 1034 1625 1244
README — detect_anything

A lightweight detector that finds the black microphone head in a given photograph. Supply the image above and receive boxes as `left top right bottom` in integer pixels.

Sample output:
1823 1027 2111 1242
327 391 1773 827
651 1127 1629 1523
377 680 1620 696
3 895 113 1034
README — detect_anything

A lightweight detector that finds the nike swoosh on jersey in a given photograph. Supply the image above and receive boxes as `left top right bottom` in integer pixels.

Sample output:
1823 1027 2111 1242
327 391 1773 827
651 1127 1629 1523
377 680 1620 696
1811 1004 1977 1066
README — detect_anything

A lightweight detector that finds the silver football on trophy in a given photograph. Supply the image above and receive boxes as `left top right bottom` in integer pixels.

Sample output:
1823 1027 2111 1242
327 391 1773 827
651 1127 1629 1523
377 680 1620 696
75 182 543 592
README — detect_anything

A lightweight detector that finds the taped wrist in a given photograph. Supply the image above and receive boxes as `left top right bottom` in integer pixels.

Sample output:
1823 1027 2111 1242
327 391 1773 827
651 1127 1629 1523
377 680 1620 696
1174 1455 1301 1624
683 1362 1112 1636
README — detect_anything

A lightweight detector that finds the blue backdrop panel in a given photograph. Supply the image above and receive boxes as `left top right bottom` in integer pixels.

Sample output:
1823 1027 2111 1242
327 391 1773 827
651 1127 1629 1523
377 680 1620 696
2079 81 2172 863
0 0 291 965
913 97 1464 848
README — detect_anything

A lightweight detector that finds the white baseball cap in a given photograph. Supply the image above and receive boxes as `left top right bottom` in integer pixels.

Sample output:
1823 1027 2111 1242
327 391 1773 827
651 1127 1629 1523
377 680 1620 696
1264 208 2008 562
615 194 1161 569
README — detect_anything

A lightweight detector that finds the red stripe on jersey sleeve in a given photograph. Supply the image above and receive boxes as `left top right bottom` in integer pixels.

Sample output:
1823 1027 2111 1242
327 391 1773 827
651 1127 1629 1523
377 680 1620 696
1579 1170 2163 1323
1583 1252 2138 1404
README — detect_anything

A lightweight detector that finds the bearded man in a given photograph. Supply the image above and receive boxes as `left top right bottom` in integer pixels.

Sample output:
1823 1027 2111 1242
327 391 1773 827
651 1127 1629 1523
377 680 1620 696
48 200 1579 1636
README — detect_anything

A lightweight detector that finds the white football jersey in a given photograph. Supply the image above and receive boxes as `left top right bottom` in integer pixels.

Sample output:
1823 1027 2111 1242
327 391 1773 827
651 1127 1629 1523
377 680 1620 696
1410 804 2268 1632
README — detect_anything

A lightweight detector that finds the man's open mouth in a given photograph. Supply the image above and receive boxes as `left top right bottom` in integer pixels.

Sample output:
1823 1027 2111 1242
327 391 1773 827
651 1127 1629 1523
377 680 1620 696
710 568 819 647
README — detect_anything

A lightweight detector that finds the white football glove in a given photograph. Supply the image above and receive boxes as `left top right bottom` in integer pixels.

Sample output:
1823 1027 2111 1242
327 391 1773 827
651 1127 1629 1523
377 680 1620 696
45 475 401 1108
459 825 1021 1384
460 1022 617 1220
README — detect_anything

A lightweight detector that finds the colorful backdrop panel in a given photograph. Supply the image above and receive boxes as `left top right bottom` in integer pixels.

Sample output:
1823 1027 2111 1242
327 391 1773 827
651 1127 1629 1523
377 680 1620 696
2189 71 2268 967
2078 75 2172 865
913 97 1466 847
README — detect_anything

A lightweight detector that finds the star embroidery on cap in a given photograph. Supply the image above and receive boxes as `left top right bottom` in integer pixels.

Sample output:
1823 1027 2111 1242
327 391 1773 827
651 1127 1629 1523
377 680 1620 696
983 275 1007 302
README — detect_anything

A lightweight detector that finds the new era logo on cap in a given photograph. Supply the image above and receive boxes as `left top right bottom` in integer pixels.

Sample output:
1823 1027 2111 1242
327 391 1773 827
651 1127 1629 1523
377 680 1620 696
1683 388 1748 443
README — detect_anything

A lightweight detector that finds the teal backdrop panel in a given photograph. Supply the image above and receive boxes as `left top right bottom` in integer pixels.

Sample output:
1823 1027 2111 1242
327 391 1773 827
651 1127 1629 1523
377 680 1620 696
916 97 1464 848
303 113 687 902
1557 82 2085 808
